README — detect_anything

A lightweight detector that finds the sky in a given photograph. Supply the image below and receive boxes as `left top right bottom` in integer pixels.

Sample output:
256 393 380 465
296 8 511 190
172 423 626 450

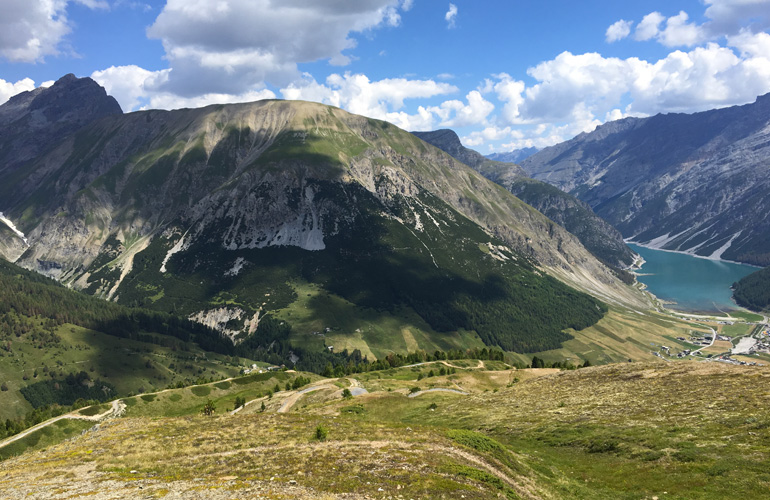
1 0 770 153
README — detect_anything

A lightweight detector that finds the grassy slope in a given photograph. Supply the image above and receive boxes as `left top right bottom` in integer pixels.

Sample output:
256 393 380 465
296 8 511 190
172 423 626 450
0 323 254 420
2 360 769 499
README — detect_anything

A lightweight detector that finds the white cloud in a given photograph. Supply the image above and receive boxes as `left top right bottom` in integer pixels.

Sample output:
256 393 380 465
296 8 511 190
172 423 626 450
146 0 410 97
92 65 276 111
0 0 72 62
628 1 770 47
728 29 770 57
470 37 770 151
659 11 705 47
635 12 665 41
606 20 633 43
281 72 458 130
427 90 495 127
445 3 458 28
493 74 526 123
0 77 37 105
0 0 110 63
74 0 109 9
92 65 170 111
704 0 770 36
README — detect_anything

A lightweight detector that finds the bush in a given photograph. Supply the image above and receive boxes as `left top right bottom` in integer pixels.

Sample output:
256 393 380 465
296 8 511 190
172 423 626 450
315 424 328 441
201 399 216 416
342 388 352 399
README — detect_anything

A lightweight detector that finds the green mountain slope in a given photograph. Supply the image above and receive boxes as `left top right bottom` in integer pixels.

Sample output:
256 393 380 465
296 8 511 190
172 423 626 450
0 258 247 421
0 80 648 359
733 266 770 312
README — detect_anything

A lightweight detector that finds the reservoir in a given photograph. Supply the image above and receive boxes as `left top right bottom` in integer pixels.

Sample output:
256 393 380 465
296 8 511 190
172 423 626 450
627 243 758 313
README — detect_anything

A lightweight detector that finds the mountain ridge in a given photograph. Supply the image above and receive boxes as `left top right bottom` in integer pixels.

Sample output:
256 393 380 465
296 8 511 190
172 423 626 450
412 129 636 270
521 93 770 266
0 77 647 357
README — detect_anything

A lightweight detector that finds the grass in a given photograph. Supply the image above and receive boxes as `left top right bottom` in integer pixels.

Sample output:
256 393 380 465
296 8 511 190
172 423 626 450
119 370 319 418
727 311 765 323
0 324 252 420
506 307 708 367
274 281 486 360
0 418 93 461
2 359 770 499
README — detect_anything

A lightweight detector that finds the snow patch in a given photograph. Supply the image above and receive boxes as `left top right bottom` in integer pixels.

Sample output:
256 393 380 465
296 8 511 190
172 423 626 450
0 212 29 245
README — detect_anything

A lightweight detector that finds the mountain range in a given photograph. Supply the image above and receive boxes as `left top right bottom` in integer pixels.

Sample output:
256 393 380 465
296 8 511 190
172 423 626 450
521 94 770 266
413 129 635 272
486 147 539 164
0 75 646 359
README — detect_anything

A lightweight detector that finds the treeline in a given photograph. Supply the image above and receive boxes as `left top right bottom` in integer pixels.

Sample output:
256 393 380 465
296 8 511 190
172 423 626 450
0 259 232 354
733 266 770 312
530 355 591 370
234 316 510 375
19 371 117 409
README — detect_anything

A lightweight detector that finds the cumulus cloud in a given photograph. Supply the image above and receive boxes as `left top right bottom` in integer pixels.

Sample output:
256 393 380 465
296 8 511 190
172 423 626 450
635 12 666 41
0 0 112 63
704 0 770 36
606 20 633 43
627 1 770 47
0 0 72 62
281 72 458 130
91 65 276 111
0 77 37 105
427 90 495 127
659 11 705 47
146 0 411 97
445 3 458 28
474 36 770 151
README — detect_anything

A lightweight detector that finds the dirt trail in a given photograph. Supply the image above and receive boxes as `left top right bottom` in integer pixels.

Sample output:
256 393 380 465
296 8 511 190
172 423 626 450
0 399 125 449
277 378 365 413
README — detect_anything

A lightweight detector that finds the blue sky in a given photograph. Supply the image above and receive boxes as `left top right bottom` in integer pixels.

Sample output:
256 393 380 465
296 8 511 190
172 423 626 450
2 1 770 153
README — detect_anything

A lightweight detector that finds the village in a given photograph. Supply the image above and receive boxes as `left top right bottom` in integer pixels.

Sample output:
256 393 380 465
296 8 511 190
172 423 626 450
652 320 769 367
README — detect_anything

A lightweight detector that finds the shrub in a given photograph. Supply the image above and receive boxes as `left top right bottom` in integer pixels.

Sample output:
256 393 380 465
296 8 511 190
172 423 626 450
315 424 328 441
201 399 216 416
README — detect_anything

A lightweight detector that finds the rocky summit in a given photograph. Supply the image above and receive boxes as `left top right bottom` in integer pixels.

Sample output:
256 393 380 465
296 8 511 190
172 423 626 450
521 94 770 266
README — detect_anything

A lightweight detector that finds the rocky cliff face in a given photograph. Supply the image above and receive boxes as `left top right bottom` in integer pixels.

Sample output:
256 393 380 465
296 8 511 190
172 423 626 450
413 129 635 269
521 94 770 266
0 80 648 348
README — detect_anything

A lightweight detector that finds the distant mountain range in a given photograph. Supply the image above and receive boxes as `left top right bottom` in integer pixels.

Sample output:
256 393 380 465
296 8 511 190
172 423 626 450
413 130 635 272
486 147 539 164
521 94 770 266
0 75 645 357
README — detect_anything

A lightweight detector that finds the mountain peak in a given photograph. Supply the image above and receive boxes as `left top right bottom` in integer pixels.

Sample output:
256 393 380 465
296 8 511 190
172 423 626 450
0 74 123 176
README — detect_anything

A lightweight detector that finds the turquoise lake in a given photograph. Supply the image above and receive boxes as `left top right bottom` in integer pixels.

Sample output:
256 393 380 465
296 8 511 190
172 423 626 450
627 243 758 313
